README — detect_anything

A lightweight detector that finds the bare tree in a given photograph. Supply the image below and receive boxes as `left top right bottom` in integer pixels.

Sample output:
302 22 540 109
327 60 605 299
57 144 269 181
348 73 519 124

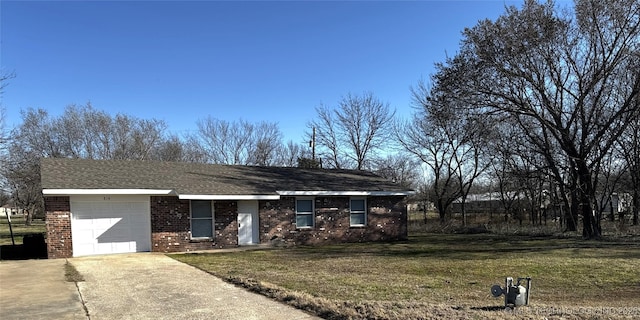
594 147 627 222
0 106 8 156
182 134 209 163
248 122 283 166
0 72 16 205
3 156 41 225
308 104 343 168
2 106 170 223
152 134 187 162
487 117 561 225
373 153 419 189
49 104 168 160
400 81 493 225
193 117 284 166
308 92 395 170
396 114 461 223
2 109 58 224
274 140 305 167
429 0 640 238
617 116 640 225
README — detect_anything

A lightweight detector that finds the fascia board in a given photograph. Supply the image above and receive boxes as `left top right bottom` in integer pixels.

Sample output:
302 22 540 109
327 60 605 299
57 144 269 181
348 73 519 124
276 191 415 196
178 194 281 200
42 189 176 196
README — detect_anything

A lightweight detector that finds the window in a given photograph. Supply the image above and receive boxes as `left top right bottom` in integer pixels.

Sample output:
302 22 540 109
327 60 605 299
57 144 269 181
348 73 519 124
350 198 367 226
296 198 314 228
191 200 213 239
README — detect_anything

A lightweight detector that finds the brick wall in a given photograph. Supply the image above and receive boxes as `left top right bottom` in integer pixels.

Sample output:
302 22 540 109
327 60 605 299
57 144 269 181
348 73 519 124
213 201 238 247
259 196 407 246
44 196 73 259
150 196 238 252
368 196 409 241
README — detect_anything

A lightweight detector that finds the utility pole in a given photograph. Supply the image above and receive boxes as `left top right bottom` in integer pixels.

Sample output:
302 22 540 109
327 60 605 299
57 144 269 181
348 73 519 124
310 127 316 160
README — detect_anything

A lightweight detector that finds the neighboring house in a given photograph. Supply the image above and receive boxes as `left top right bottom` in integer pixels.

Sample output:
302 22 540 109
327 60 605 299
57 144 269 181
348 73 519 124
451 192 511 215
596 193 631 217
41 158 413 258
452 191 631 217
406 198 435 213
0 203 22 217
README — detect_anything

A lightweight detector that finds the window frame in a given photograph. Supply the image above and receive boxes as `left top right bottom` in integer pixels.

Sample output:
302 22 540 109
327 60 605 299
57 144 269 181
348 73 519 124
350 197 367 227
295 197 315 229
190 200 214 240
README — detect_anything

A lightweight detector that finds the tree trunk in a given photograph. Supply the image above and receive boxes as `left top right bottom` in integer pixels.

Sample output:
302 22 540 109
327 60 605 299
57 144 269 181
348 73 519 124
576 164 601 239
461 200 467 226
422 208 428 225
566 192 579 232
24 209 33 226
609 195 615 222
633 189 639 226
436 201 446 224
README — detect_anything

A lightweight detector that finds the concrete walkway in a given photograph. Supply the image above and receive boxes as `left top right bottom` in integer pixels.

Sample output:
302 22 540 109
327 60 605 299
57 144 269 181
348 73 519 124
0 259 87 320
70 253 319 320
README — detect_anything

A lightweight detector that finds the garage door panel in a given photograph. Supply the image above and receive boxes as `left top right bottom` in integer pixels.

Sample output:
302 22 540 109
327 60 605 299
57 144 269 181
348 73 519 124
71 198 151 257
96 219 128 242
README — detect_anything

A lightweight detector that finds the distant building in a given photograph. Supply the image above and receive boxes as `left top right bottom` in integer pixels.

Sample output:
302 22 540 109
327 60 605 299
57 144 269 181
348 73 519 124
451 192 519 215
0 202 22 216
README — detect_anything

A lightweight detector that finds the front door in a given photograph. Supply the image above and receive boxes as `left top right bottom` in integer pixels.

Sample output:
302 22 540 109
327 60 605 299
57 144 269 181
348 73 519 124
237 200 259 245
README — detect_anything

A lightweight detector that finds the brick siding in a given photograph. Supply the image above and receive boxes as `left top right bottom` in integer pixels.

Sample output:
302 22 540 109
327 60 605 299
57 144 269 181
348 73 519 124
150 196 238 252
259 196 407 246
44 196 73 259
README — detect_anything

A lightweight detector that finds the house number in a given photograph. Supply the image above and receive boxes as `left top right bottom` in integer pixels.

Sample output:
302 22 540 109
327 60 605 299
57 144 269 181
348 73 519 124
104 196 111 201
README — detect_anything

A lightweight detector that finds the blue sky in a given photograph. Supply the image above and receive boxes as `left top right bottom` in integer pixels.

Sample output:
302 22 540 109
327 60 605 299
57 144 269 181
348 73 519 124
1 0 528 143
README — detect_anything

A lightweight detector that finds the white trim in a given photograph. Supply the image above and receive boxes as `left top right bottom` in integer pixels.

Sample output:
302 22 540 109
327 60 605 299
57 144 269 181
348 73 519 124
43 189 175 195
44 190 413 197
277 191 414 196
179 194 280 200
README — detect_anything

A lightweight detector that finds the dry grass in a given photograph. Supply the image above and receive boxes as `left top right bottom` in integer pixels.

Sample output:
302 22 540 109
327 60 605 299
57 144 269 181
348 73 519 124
171 233 640 319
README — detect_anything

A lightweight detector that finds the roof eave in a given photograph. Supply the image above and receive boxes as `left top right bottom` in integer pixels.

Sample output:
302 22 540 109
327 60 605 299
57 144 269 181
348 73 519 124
277 190 415 196
42 189 414 198
42 189 176 196
178 194 281 200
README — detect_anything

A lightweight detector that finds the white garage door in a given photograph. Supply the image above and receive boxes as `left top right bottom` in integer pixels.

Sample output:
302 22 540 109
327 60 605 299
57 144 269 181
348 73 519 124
71 195 151 257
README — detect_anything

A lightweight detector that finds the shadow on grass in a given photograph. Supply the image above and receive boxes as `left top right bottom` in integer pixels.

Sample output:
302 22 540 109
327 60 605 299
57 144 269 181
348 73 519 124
286 233 640 261
0 233 47 260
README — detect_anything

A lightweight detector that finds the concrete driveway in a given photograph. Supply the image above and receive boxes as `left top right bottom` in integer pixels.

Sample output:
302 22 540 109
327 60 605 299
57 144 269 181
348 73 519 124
70 253 319 320
0 259 86 319
1 254 318 320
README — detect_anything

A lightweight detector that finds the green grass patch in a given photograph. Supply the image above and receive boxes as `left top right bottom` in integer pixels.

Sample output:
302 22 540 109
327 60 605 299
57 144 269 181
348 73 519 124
0 215 46 246
64 260 85 282
171 234 640 319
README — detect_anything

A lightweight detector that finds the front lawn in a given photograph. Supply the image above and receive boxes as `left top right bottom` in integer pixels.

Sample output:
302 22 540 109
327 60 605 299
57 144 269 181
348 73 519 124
171 234 640 319
0 215 45 246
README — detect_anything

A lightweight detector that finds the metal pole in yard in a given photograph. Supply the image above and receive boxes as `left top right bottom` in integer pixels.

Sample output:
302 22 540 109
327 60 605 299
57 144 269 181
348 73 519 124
6 212 15 246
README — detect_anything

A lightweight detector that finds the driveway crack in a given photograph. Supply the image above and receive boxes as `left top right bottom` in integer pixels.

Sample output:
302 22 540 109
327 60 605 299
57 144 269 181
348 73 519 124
74 278 91 319
65 259 90 319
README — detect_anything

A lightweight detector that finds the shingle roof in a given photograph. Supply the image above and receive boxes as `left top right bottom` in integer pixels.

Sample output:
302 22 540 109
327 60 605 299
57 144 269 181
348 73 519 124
40 158 411 196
